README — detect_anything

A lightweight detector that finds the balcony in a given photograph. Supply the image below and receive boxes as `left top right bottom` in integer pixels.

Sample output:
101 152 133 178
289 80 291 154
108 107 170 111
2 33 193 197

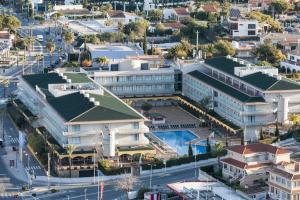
63 130 103 136
113 127 150 134
242 109 272 115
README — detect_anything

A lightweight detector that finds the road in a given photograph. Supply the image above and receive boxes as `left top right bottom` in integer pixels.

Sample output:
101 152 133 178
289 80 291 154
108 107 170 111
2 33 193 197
20 165 207 200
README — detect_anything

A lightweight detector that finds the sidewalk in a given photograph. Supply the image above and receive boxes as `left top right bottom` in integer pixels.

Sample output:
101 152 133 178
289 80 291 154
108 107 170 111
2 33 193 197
33 158 217 185
1 146 29 183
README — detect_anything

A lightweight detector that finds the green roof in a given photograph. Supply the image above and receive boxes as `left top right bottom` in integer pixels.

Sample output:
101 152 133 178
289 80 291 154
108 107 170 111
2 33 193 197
22 73 67 89
204 57 300 91
64 73 92 83
188 71 265 103
71 91 142 122
204 56 245 75
241 72 300 91
48 92 95 121
22 72 143 122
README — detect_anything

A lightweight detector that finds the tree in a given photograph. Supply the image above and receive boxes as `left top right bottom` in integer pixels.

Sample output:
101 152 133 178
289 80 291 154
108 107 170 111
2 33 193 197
247 11 283 32
81 59 92 67
155 23 165 35
188 142 193 156
167 39 194 59
148 9 163 22
271 0 290 17
116 175 137 199
0 14 21 33
143 31 147 55
275 123 280 138
253 43 286 66
141 102 152 114
46 39 56 65
50 12 63 35
97 56 109 66
214 142 223 172
214 40 235 56
66 144 76 178
199 96 212 110
206 137 211 153
241 132 245 145
257 60 272 66
99 4 112 16
63 31 75 52
124 19 149 40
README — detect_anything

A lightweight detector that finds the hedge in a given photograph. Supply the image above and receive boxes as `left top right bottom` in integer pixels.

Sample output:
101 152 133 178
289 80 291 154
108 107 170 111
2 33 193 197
141 151 226 170
98 162 131 176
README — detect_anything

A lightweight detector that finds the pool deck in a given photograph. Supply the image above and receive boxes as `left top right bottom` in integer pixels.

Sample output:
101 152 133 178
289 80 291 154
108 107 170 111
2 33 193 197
147 106 213 140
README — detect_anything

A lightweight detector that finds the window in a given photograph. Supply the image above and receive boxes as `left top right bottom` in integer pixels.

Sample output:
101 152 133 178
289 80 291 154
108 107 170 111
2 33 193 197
290 56 295 61
224 164 228 169
134 134 139 141
72 125 80 132
133 122 139 129
248 24 256 29
69 137 80 144
248 30 256 35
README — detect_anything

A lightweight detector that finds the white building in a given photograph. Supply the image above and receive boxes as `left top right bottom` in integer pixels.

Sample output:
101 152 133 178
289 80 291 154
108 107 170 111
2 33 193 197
84 43 144 61
221 143 290 186
280 50 300 73
107 10 141 25
89 55 180 97
228 18 261 39
182 56 300 141
267 159 300 200
0 30 14 48
17 71 151 158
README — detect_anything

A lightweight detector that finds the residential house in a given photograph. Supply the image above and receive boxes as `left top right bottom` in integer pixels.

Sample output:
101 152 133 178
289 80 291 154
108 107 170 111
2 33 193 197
163 7 190 22
0 30 14 48
107 10 141 25
280 49 300 73
227 18 261 39
221 143 291 186
267 159 300 200
232 41 256 58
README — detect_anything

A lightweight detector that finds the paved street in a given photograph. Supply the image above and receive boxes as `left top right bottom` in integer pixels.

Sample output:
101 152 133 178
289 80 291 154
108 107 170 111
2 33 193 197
21 166 202 200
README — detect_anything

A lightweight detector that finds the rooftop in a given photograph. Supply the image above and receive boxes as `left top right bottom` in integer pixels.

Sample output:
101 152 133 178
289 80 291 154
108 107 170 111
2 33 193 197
226 143 291 155
188 70 265 103
21 72 144 122
203 57 300 91
174 8 189 15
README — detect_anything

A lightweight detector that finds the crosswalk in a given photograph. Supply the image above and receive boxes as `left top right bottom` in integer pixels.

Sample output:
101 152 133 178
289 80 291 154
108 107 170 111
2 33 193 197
25 165 42 171
0 191 19 197
6 137 19 145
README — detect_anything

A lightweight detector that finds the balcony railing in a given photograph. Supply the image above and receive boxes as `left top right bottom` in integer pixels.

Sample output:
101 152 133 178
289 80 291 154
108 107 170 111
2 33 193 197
63 130 103 136
113 127 150 134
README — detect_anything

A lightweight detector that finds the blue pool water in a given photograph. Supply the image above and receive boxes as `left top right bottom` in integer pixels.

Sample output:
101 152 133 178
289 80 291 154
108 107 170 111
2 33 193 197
153 130 207 155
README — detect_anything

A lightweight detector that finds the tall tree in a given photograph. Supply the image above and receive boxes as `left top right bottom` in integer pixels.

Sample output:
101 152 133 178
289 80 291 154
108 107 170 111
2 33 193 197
188 142 193 156
46 39 56 65
206 137 211 153
63 31 75 59
66 144 76 178
253 42 286 66
143 31 147 55
116 175 137 199
271 0 290 17
148 9 163 22
214 142 223 172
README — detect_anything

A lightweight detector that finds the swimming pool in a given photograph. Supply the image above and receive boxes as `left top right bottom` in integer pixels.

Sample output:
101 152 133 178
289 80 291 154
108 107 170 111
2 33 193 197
153 130 207 156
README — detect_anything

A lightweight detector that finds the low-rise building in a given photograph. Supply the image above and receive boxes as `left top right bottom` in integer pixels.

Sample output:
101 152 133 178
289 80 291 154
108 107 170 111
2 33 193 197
227 18 261 39
221 143 291 186
0 30 13 48
84 43 144 61
17 71 152 160
267 159 300 200
107 10 141 25
89 55 181 97
280 49 300 73
163 7 190 22
182 56 300 141
232 41 256 58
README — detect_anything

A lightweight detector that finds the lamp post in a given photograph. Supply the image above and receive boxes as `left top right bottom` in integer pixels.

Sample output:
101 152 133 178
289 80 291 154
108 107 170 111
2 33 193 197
194 144 197 178
149 164 156 191
84 188 87 200
25 153 30 190
93 149 96 184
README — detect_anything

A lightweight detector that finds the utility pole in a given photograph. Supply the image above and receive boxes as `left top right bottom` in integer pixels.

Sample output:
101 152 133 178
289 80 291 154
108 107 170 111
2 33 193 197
47 153 50 189
97 170 100 200
196 30 199 52
93 149 96 184
194 145 197 178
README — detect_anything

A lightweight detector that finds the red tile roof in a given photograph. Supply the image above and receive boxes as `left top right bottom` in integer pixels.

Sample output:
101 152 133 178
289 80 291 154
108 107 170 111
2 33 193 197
202 4 219 12
221 157 271 169
226 143 290 155
108 10 126 18
174 8 189 15
162 22 185 29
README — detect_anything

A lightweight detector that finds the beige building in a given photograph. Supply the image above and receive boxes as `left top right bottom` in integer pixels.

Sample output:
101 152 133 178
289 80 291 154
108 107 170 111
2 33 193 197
221 143 291 186
268 160 300 200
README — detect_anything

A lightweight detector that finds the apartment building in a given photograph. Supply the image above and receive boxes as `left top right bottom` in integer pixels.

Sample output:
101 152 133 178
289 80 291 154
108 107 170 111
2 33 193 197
89 55 182 97
182 56 300 141
268 160 300 200
17 71 152 158
221 143 290 186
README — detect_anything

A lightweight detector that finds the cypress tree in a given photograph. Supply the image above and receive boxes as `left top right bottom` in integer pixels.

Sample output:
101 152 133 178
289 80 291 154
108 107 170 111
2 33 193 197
188 142 193 157
206 137 211 153
260 128 264 140
275 123 280 138
143 31 147 55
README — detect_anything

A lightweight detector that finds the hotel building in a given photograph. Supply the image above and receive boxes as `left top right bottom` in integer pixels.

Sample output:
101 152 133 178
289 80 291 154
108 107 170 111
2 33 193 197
182 56 300 141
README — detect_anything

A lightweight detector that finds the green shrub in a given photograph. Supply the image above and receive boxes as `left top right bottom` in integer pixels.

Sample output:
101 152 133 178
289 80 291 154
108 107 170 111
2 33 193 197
51 189 58 193
32 193 36 197
137 187 150 199
98 161 131 175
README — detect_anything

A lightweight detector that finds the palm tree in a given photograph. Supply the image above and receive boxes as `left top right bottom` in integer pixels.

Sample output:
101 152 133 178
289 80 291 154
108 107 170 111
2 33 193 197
66 144 76 178
1 15 21 33
46 39 56 65
96 56 109 66
214 141 223 172
63 31 75 56
34 54 43 73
